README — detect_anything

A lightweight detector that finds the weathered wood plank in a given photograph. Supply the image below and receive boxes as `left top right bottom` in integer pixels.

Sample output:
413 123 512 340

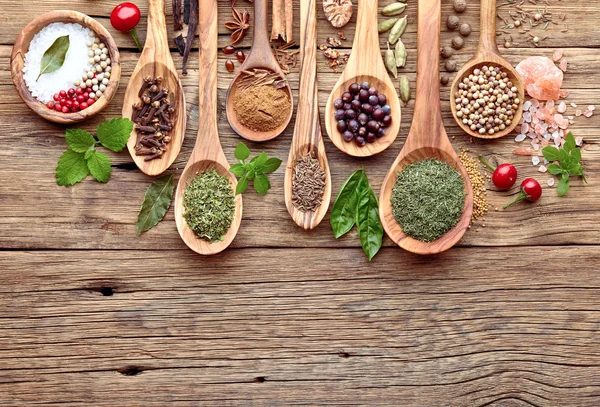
0 247 599 406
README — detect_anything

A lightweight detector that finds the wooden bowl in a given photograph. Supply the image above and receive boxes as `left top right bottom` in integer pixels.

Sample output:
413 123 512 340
10 10 121 124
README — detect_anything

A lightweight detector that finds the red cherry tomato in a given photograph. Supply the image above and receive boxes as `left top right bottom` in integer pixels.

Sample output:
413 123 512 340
479 156 518 190
110 2 142 51
504 178 542 209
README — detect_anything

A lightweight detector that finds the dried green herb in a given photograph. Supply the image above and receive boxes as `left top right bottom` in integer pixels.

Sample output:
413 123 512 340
183 168 235 242
37 35 70 81
392 159 466 242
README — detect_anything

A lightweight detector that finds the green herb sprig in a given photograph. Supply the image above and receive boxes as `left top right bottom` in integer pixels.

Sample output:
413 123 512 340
230 142 282 195
55 118 134 186
330 169 383 261
542 132 587 196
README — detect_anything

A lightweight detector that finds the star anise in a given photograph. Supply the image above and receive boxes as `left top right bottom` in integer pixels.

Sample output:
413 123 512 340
224 8 250 45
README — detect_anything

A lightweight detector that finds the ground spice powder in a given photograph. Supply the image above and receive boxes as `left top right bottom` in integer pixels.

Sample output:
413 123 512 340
232 85 291 132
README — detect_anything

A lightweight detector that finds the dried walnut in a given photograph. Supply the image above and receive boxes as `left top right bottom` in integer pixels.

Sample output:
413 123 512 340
323 0 353 28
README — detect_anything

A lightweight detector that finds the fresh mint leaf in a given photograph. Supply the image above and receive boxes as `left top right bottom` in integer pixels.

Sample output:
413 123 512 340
254 173 270 195
261 157 282 174
546 163 563 175
234 142 250 161
355 178 383 261
136 173 174 235
230 163 246 177
86 150 111 183
236 174 249 195
542 146 560 162
84 146 95 160
56 149 89 186
96 118 134 152
66 129 95 153
557 173 570 196
330 170 366 238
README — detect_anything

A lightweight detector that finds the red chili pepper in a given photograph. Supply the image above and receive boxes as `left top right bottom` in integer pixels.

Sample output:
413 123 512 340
110 2 142 51
479 155 518 190
503 178 542 209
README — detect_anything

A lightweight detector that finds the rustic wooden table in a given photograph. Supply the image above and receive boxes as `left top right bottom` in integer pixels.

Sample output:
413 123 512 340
2 0 599 405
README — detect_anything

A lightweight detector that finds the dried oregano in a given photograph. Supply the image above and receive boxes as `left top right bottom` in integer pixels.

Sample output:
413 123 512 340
391 159 466 242
183 168 235 242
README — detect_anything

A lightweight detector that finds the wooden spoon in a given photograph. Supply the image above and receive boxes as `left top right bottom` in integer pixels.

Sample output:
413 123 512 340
379 0 473 255
449 0 524 139
123 0 186 176
324 0 401 157
174 0 243 255
284 0 332 230
225 0 293 142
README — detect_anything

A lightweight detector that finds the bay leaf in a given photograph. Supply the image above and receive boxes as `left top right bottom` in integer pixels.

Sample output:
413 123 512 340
355 178 383 261
37 35 70 81
330 169 366 238
136 173 175 235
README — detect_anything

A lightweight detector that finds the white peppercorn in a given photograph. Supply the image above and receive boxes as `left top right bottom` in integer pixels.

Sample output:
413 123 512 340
453 0 467 13
451 36 464 49
447 15 460 30
459 23 472 37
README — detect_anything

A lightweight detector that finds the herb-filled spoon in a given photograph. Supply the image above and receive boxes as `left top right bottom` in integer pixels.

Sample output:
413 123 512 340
379 0 473 255
449 0 524 139
174 0 243 255
225 0 293 142
325 0 401 157
122 0 186 176
284 0 331 230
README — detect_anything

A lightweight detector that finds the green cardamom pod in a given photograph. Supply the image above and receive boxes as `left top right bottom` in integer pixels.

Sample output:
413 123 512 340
399 75 410 103
382 3 407 16
394 39 406 68
388 16 408 45
378 18 399 33
385 44 398 79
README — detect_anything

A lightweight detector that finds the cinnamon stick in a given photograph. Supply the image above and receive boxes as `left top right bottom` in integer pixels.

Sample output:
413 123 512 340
270 0 292 43
173 0 182 31
284 0 292 42
182 0 198 75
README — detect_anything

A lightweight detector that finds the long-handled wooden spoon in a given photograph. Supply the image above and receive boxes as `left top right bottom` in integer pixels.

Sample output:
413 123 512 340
122 0 186 176
284 0 331 230
325 0 401 157
449 0 524 139
174 0 243 255
379 0 473 255
225 0 293 142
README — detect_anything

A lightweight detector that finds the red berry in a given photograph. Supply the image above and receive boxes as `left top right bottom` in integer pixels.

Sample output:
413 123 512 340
73 101 80 108
53 94 60 101
76 95 85 103
87 98 95 105
61 106 69 113
80 102 89 110
65 100 73 108
46 101 55 109
71 106 79 112
59 98 66 105
83 92 89 99
67 88 75 96
59 90 67 97
75 87 83 95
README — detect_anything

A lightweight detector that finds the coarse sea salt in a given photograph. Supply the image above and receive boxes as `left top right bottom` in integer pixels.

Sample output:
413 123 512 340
23 23 92 103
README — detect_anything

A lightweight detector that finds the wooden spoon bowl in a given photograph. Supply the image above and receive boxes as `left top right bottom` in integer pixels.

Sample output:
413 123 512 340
11 10 121 124
325 0 401 157
123 0 185 176
225 0 293 142
449 0 524 139
174 0 242 255
379 0 473 255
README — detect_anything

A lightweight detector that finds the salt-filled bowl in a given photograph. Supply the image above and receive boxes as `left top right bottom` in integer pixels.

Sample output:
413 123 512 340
11 10 121 124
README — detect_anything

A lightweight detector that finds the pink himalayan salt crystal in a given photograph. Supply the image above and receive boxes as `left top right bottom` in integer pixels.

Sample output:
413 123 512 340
584 110 593 118
559 58 568 72
513 147 534 156
557 102 567 113
560 89 569 98
531 98 539 108
552 49 564 62
575 136 584 146
588 105 595 111
575 109 582 117
516 56 564 100
571 102 577 108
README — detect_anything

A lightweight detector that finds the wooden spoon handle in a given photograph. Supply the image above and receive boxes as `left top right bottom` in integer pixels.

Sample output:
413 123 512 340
245 0 279 71
347 0 379 70
477 0 499 55
145 0 170 58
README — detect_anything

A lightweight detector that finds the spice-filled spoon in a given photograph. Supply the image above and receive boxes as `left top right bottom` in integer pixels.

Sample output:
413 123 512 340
174 0 242 255
379 0 473 255
449 0 524 139
284 0 332 230
225 0 293 142
325 0 401 157
122 0 186 176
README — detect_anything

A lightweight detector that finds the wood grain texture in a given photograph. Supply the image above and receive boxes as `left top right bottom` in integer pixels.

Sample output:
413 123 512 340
449 0 525 139
379 0 473 255
10 10 121 124
324 0 402 157
123 0 186 176
174 0 242 255
225 0 294 142
284 0 331 230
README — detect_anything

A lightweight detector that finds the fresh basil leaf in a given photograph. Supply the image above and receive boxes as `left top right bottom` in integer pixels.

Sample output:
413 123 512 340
564 132 576 152
557 174 570 196
253 173 271 195
234 142 250 161
542 146 560 162
65 128 95 153
356 180 383 261
571 147 581 163
136 173 175 235
96 118 134 152
230 163 246 177
56 149 89 186
245 161 257 179
546 163 563 175
330 170 366 238
261 157 282 174
86 150 111 183
567 162 581 175
254 152 269 171
37 35 69 81
558 148 569 164
236 174 248 195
